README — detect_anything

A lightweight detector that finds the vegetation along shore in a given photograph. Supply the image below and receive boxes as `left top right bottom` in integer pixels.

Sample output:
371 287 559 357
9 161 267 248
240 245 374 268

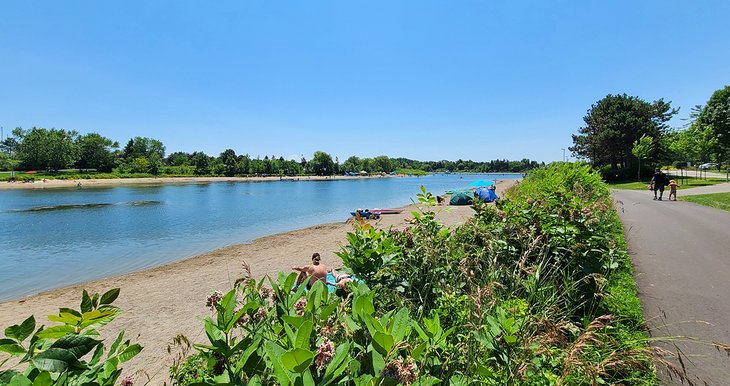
1 165 670 385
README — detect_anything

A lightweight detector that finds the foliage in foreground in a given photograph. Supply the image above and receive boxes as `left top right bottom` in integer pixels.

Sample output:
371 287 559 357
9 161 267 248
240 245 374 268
172 163 658 385
0 289 141 386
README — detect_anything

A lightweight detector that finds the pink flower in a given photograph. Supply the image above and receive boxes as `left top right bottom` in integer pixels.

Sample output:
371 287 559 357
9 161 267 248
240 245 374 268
206 290 223 310
119 376 133 386
253 307 268 321
315 339 335 369
294 298 307 316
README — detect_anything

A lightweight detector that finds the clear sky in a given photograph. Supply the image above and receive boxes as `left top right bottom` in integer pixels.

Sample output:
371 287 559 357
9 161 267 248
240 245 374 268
1 1 728 163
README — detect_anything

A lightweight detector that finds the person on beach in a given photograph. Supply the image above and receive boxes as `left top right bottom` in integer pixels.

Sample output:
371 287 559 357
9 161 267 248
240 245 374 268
668 179 678 201
328 269 353 289
293 253 328 289
649 168 669 200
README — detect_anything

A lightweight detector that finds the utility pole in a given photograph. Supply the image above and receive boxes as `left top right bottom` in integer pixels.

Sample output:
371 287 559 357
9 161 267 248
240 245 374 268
561 148 566 162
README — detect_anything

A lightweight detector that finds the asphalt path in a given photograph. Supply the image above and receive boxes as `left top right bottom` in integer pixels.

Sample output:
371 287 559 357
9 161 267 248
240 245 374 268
613 186 730 385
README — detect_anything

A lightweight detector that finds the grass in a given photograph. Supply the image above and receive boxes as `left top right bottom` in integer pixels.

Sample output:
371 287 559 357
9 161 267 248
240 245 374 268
608 176 728 190
680 192 730 212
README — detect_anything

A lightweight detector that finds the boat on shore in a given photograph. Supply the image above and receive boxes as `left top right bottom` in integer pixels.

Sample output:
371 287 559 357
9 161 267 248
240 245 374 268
349 208 403 218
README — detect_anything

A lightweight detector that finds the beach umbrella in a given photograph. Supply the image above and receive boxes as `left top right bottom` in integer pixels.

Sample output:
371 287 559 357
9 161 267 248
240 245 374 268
469 179 494 187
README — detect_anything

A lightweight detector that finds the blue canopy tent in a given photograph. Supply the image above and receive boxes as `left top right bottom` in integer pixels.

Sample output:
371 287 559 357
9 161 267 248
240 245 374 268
475 187 498 203
469 180 495 188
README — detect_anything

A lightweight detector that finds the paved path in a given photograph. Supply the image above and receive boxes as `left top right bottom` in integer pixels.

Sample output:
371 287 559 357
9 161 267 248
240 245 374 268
613 186 730 385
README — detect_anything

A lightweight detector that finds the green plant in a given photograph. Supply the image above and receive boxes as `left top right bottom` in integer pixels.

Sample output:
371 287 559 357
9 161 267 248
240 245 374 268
0 289 142 386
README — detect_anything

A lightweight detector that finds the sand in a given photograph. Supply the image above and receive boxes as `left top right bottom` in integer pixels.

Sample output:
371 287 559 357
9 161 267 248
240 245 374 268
0 174 401 190
0 180 517 384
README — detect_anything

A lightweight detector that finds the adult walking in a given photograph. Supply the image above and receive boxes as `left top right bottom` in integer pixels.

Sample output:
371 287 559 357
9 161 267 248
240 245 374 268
650 168 669 200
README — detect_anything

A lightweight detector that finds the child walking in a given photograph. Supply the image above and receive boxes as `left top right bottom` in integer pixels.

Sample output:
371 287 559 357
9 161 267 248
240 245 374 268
668 179 678 201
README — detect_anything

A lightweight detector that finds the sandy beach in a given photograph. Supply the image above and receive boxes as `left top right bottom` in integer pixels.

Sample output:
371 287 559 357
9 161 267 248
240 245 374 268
0 174 405 190
0 180 516 383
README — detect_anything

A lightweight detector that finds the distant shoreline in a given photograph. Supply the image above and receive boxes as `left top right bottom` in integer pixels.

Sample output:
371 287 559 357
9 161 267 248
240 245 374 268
0 172 525 190
0 174 405 190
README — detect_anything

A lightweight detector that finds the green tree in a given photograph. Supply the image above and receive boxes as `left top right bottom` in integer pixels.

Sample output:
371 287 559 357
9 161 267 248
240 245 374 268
309 151 335 175
166 151 191 166
631 135 654 181
696 85 730 163
16 127 79 171
342 156 361 173
570 94 677 172
371 155 394 173
219 149 238 176
191 151 210 175
76 133 118 172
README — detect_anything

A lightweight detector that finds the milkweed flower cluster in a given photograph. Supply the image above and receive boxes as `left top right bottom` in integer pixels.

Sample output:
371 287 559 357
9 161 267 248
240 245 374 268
314 338 335 369
381 357 417 385
294 298 307 316
119 376 134 386
253 306 268 322
206 290 223 310
260 286 272 299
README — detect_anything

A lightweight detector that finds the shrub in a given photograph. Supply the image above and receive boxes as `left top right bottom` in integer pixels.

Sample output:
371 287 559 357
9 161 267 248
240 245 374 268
0 289 142 386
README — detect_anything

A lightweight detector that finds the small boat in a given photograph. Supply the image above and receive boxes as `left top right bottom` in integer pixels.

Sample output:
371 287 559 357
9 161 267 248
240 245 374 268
350 211 379 218
370 208 403 214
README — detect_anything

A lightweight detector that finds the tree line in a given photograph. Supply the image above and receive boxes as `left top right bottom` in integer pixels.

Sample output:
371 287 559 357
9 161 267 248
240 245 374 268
0 129 540 177
570 85 730 180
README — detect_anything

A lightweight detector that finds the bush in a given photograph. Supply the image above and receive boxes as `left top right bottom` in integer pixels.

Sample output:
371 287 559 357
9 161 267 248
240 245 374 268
173 164 656 385
0 289 142 386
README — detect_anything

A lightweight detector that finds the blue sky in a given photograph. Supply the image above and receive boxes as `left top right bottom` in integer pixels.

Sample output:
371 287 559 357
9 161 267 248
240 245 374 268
1 1 728 163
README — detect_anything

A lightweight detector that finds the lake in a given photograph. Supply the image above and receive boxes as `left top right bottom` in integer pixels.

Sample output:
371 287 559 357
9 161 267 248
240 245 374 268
0 173 520 301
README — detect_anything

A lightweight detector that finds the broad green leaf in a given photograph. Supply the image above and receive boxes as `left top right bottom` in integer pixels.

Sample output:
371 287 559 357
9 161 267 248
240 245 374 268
89 343 104 366
8 374 32 386
79 307 121 329
302 369 315 386
371 349 385 374
264 342 292 386
281 348 314 373
372 332 394 356
344 315 360 332
108 330 124 356
117 344 142 362
319 299 340 321
219 290 237 328
34 326 76 340
0 338 25 355
57 308 81 318
4 316 35 343
294 321 313 350
31 348 79 373
281 315 305 329
233 337 262 373
91 293 99 309
321 342 350 386
80 290 93 313
411 342 427 360
32 371 52 386
99 288 120 305
390 308 409 342
48 313 81 325
504 335 518 344
50 335 100 358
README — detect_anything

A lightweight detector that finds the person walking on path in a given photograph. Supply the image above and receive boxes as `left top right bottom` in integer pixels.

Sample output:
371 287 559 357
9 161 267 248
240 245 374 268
668 179 678 201
650 168 669 200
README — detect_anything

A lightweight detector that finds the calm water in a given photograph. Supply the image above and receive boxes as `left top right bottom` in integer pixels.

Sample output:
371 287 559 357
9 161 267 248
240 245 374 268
0 174 520 301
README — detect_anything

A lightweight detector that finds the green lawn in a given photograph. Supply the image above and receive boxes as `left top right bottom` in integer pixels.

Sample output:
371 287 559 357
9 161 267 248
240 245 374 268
681 192 730 212
608 176 728 190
